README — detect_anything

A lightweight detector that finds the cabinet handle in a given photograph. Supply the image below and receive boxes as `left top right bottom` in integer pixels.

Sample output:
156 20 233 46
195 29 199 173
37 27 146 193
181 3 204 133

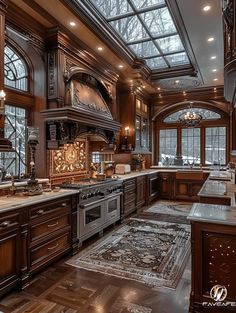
0 221 10 227
47 221 59 228
162 178 167 181
47 243 59 250
61 203 67 207
37 209 44 215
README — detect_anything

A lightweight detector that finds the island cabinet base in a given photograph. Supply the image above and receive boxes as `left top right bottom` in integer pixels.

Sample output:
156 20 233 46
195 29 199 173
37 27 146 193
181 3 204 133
189 221 236 313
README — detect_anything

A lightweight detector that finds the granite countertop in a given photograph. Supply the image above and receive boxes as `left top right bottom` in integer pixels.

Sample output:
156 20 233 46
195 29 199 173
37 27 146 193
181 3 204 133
116 169 159 180
0 189 79 213
188 203 236 225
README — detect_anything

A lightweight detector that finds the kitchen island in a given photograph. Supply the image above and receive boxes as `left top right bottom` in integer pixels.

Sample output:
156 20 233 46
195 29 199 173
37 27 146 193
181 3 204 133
188 203 236 312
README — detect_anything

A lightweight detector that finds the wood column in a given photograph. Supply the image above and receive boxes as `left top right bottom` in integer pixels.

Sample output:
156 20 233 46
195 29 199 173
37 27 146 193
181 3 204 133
0 0 7 89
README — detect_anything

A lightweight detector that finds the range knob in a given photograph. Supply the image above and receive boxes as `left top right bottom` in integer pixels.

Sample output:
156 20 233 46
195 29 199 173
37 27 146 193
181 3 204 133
99 191 105 196
81 194 87 200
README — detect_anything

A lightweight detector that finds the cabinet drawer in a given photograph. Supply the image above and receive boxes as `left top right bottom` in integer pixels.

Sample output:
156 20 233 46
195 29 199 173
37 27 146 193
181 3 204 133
124 199 136 217
0 212 19 232
30 197 71 220
30 214 70 242
30 231 70 268
124 189 136 203
123 179 136 190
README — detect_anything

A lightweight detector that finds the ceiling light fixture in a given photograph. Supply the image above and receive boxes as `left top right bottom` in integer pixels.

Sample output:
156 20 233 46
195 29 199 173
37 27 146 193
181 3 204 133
212 69 217 72
203 5 211 11
69 21 76 27
213 78 218 81
175 80 180 84
207 37 215 42
210 56 216 60
214 87 217 92
118 64 124 68
97 46 103 51
157 87 161 90
178 102 202 127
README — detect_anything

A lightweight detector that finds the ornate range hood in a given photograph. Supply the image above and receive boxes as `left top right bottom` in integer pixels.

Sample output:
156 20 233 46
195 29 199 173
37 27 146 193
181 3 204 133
41 73 121 149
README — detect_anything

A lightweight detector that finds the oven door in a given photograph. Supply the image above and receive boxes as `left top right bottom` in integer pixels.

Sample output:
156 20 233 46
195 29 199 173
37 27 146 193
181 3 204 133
105 193 122 225
79 199 105 239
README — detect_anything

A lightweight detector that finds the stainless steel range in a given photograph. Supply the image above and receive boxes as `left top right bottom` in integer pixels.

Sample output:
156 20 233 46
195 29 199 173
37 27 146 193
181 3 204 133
61 179 123 244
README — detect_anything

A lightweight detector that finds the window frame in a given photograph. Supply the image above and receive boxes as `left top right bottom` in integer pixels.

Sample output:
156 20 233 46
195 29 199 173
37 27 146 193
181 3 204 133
156 106 229 166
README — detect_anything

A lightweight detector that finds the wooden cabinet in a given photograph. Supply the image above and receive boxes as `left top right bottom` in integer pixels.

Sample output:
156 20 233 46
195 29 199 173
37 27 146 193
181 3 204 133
189 217 236 313
147 172 159 204
158 172 174 199
135 99 149 151
28 196 72 274
136 175 146 209
123 178 136 217
175 171 206 201
0 211 21 297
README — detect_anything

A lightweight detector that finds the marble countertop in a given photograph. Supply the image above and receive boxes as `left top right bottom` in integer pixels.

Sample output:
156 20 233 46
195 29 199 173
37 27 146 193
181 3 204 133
116 169 159 180
188 203 236 225
0 189 79 213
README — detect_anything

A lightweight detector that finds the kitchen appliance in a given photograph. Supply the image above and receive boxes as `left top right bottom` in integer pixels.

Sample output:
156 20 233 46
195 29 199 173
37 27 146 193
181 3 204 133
115 164 131 175
60 179 123 244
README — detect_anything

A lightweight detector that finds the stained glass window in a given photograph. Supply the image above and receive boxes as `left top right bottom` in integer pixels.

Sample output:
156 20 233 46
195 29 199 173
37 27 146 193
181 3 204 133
164 108 221 123
4 45 28 91
88 0 190 70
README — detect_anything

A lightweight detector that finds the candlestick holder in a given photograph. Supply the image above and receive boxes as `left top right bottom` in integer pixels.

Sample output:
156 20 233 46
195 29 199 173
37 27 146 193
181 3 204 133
25 127 43 196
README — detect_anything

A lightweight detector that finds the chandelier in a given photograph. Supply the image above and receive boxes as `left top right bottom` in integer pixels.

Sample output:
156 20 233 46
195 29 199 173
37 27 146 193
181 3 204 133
178 103 202 127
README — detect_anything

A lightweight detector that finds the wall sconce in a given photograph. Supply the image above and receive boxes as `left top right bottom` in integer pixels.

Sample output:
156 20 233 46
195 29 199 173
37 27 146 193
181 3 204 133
0 90 6 114
124 126 130 137
0 90 14 151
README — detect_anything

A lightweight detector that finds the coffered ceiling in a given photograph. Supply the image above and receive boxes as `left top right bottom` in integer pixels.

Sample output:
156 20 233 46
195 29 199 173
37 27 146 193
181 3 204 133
9 0 224 94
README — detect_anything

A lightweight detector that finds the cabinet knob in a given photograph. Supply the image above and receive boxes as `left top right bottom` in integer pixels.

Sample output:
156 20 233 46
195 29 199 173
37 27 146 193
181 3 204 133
0 221 10 227
37 209 44 215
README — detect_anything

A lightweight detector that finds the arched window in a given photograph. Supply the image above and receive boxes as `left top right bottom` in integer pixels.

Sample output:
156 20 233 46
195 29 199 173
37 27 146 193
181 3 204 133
157 106 228 166
4 45 28 91
0 45 29 177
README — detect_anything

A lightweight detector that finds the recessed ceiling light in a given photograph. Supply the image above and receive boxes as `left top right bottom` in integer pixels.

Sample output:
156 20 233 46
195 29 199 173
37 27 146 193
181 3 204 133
212 69 217 72
210 56 216 60
118 64 124 68
142 85 146 88
157 87 161 90
203 5 211 12
97 46 103 51
69 21 76 27
213 78 218 81
207 37 215 42
175 80 180 84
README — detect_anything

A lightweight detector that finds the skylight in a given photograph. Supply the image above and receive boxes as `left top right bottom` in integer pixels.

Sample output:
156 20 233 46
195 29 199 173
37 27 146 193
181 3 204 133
89 0 190 70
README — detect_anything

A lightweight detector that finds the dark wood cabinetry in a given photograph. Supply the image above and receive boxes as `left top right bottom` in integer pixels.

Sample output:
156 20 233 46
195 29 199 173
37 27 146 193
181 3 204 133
158 172 174 199
136 175 146 209
189 216 236 313
123 178 136 217
0 193 78 298
28 197 72 274
0 211 20 297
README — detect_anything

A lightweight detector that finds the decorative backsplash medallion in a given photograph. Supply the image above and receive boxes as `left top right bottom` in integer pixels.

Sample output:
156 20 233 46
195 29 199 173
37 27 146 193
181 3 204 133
50 139 87 174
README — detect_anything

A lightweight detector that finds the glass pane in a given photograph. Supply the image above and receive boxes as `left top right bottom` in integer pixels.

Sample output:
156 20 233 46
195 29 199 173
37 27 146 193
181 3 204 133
165 52 189 66
159 129 177 165
164 108 221 123
156 34 184 53
129 41 160 58
205 127 226 165
90 0 132 18
145 56 168 69
140 7 176 37
85 206 101 224
131 0 165 10
181 128 200 164
110 16 149 43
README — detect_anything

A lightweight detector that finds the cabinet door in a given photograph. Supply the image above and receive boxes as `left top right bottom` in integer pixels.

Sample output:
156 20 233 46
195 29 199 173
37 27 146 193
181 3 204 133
159 173 173 199
136 176 146 208
142 117 149 149
135 115 141 149
0 219 20 297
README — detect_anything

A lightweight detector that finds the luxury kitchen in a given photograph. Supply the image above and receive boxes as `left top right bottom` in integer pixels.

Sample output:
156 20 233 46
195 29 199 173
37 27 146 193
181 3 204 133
0 0 235 313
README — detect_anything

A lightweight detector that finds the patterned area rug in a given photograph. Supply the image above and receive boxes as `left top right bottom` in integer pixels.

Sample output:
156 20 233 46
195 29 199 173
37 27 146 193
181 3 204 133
67 218 191 289
140 201 193 224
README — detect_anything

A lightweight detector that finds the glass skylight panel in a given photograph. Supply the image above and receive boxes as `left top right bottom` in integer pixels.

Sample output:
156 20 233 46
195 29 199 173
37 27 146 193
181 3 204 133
165 52 189 65
129 41 160 58
140 7 176 37
130 0 165 10
109 16 149 43
156 35 184 53
90 0 133 18
145 56 167 69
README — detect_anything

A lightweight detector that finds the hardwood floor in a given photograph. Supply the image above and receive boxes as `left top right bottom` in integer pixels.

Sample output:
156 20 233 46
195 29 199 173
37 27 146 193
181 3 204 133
0 206 191 313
